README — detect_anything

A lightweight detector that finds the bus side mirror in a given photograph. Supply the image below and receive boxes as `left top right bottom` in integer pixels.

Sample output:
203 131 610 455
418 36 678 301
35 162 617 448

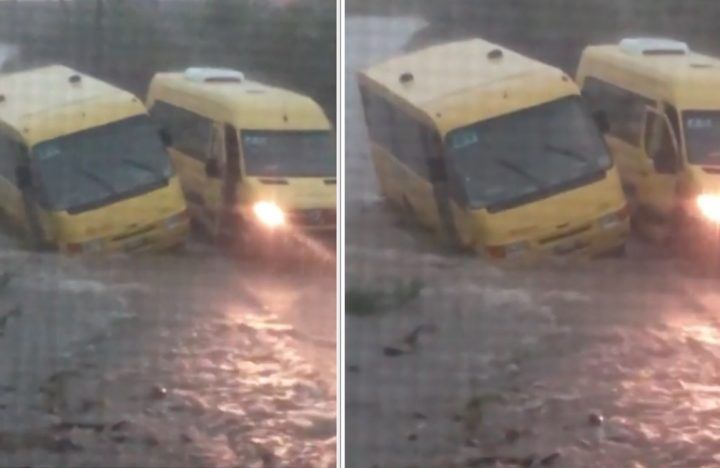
15 166 32 189
205 159 221 178
159 128 172 147
427 157 447 183
593 110 610 134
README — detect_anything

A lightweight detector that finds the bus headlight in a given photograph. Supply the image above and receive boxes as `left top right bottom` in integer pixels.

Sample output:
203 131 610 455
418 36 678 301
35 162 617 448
486 241 529 259
599 213 621 230
164 210 188 230
252 201 285 228
68 239 104 254
598 205 630 230
697 194 720 223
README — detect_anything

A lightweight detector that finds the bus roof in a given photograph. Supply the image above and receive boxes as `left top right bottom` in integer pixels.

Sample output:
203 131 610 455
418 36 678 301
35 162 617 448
359 38 578 134
580 42 720 109
147 70 331 131
0 65 146 146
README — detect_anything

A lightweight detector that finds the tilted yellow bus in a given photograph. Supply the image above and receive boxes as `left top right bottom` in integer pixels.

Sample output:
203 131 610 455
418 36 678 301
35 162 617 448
358 38 629 260
0 65 188 254
577 38 720 266
146 68 336 252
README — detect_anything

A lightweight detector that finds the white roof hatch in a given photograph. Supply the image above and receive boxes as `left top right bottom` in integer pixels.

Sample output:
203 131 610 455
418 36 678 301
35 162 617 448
184 67 244 83
619 38 689 56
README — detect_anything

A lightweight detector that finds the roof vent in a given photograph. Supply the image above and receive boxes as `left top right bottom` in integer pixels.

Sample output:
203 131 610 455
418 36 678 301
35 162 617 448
184 67 244 84
619 38 689 56
69 74 82 85
487 48 503 61
399 72 414 85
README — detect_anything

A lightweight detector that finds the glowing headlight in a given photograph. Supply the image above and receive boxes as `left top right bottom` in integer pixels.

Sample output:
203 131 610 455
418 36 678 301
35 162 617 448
697 194 720 223
252 201 285 228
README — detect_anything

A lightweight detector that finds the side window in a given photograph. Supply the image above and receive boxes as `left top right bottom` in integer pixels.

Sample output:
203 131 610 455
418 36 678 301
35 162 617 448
392 111 429 177
0 135 23 185
582 77 653 146
360 88 394 151
150 101 212 162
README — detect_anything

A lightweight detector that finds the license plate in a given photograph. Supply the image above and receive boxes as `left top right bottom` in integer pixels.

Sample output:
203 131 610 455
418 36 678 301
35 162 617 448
554 239 586 255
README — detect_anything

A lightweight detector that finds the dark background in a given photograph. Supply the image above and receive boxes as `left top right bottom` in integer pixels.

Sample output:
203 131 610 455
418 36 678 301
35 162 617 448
347 0 720 73
0 0 336 122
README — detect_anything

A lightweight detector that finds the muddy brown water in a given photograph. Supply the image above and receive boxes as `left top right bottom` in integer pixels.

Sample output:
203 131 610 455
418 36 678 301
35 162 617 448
0 228 336 467
346 15 720 468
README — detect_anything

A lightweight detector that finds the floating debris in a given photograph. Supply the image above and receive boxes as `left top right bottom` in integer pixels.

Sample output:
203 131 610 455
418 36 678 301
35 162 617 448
588 412 604 427
149 385 168 400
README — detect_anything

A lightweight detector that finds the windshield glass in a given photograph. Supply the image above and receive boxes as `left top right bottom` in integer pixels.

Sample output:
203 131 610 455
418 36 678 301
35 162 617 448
242 130 336 177
32 115 173 213
445 96 612 210
684 111 720 166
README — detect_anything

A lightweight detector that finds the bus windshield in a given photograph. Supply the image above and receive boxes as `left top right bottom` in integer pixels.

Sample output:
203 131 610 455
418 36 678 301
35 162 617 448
684 111 720 166
242 130 336 177
32 115 173 214
445 96 612 211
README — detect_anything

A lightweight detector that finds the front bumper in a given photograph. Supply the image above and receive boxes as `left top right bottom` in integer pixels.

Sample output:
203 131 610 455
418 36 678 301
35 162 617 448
480 219 630 263
286 208 337 231
60 220 189 255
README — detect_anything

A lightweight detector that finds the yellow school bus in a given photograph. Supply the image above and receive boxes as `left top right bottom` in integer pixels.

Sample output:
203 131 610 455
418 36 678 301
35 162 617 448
358 38 629 260
146 68 336 252
577 38 720 266
0 65 188 254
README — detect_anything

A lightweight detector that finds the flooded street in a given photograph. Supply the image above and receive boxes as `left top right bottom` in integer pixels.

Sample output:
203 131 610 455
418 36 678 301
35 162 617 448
0 232 336 467
346 15 720 468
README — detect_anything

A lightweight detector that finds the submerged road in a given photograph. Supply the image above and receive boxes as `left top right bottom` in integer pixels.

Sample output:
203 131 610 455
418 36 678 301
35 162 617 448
0 228 336 467
346 15 720 468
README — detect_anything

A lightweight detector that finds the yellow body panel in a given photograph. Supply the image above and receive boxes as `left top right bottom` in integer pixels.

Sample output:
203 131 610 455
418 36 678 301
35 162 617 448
0 65 189 253
358 38 579 136
577 44 720 111
577 42 720 231
148 71 337 235
372 143 629 260
42 177 187 254
147 72 331 131
361 38 629 260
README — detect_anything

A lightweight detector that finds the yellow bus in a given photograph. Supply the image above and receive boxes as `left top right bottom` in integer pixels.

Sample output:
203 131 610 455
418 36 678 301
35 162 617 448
0 65 188 254
577 38 720 264
146 68 336 252
358 38 629 260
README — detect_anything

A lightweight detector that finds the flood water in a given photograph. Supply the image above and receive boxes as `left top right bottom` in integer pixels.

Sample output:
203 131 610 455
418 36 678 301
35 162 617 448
345 15 720 468
0 229 336 467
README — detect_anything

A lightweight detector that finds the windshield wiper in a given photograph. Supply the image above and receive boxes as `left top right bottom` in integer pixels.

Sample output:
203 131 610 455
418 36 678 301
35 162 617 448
75 165 118 196
542 143 589 163
120 158 164 179
492 158 546 189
